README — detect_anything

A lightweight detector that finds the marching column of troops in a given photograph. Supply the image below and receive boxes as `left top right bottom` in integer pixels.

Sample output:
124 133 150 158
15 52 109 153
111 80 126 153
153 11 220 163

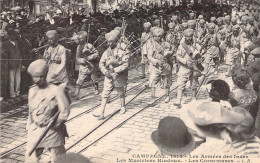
1 1 260 162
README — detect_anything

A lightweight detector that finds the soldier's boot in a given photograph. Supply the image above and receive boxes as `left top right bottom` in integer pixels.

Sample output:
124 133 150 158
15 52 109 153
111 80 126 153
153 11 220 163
93 98 107 120
73 85 81 99
141 64 145 79
164 88 170 103
94 82 99 95
173 89 182 109
119 95 126 114
148 88 156 105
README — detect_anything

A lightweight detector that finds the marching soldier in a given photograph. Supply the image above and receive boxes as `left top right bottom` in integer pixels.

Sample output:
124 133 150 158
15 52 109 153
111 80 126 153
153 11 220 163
93 30 129 119
73 31 99 99
226 25 243 76
166 22 179 74
42 30 69 86
173 29 201 108
26 59 70 163
140 22 152 78
201 23 220 75
147 28 173 103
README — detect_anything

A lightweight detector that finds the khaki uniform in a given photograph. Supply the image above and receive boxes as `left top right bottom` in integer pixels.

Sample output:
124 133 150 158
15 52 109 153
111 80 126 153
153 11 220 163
99 43 129 98
201 33 220 64
76 43 99 85
140 32 152 64
43 44 68 85
176 43 200 91
226 34 242 65
26 84 70 162
148 40 172 89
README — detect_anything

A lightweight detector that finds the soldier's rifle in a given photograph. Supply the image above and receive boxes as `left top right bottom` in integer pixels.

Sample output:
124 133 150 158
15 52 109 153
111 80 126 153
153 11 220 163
28 111 60 156
31 37 76 52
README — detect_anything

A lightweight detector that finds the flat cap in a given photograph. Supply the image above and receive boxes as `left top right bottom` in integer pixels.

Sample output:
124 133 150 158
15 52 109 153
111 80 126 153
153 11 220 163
77 31 88 38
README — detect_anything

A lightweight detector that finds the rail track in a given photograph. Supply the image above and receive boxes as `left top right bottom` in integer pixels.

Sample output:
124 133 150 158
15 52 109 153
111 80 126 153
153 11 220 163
0 77 147 159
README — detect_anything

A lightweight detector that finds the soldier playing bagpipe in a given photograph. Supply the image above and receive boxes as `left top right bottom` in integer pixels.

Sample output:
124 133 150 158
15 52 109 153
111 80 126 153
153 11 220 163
173 29 202 109
73 31 99 99
200 23 220 75
147 28 173 103
93 30 129 120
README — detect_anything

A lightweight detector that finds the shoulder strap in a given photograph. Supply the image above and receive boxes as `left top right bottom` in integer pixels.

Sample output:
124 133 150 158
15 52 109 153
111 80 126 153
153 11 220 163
181 42 193 56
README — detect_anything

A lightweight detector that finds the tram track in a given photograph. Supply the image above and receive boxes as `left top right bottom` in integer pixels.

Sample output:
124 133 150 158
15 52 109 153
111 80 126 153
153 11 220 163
0 78 147 159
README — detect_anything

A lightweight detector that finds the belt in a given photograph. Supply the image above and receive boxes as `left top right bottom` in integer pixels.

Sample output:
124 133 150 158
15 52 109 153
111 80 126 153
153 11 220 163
50 60 61 64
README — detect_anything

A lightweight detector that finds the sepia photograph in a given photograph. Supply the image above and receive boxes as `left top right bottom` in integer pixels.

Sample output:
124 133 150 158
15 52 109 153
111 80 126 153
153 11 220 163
0 0 260 162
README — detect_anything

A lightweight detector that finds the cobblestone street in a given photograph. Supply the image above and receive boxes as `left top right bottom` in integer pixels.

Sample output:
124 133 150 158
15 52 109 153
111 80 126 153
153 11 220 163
1 65 260 163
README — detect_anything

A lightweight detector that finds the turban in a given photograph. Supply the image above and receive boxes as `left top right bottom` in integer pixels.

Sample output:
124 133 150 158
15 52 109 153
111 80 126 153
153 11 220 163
189 12 195 18
210 17 216 22
150 27 158 34
219 28 226 35
216 17 223 23
199 19 205 24
187 20 196 26
168 22 175 29
232 25 240 31
153 19 160 26
183 29 194 37
152 15 158 19
241 16 248 22
152 28 164 37
105 30 120 41
231 17 237 23
171 15 178 21
114 27 122 32
198 15 203 19
224 15 231 21
77 31 88 38
143 22 151 28
46 30 58 37
182 22 188 28
56 9 62 14
27 59 48 77
207 23 216 29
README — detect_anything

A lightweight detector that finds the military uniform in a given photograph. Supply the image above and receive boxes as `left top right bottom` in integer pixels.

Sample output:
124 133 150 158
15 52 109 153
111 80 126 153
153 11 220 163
99 43 129 98
148 36 172 89
26 60 70 163
76 43 99 85
43 44 69 85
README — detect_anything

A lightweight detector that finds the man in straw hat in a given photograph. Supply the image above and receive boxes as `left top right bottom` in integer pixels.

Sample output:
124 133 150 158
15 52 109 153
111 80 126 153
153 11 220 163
73 31 99 99
93 30 129 119
26 59 70 163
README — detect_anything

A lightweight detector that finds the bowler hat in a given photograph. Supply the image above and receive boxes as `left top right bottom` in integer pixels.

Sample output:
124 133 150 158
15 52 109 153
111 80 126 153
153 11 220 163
151 117 195 155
